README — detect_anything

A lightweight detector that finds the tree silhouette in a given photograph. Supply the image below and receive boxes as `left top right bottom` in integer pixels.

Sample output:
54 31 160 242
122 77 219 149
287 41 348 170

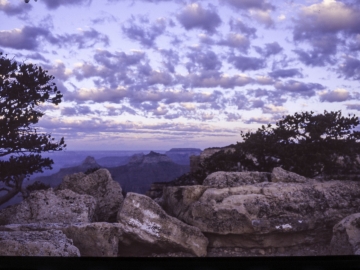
200 111 360 179
0 52 65 206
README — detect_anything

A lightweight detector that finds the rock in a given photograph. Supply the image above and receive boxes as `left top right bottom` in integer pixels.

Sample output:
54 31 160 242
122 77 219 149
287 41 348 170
0 189 96 225
203 171 270 188
0 230 80 256
57 169 123 222
330 213 360 255
0 223 124 257
271 167 314 183
117 192 208 257
160 178 360 249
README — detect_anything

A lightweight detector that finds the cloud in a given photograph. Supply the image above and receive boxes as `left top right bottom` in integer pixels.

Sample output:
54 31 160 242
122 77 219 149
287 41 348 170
275 80 325 97
218 33 250 52
268 68 303 79
0 26 51 50
230 55 266 71
61 105 93 116
243 116 275 124
41 0 92 10
262 104 287 114
185 49 222 72
0 0 31 16
250 9 274 27
122 16 167 47
338 55 360 80
293 0 360 66
255 42 283 57
319 88 351 102
346 104 360 111
57 28 109 49
0 26 108 51
229 19 257 38
178 71 253 89
177 3 222 34
225 112 242 122
221 0 274 11
67 86 128 103
159 49 179 73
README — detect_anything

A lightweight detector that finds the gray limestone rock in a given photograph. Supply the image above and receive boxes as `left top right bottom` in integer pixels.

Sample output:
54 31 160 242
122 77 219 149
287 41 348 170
271 167 315 183
0 188 96 225
117 192 209 257
0 222 125 257
330 213 360 255
0 230 80 256
203 171 270 188
57 168 123 222
160 177 360 249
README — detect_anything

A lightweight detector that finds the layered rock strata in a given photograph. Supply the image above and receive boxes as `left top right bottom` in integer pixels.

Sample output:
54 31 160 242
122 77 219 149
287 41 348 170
56 168 123 222
160 169 360 248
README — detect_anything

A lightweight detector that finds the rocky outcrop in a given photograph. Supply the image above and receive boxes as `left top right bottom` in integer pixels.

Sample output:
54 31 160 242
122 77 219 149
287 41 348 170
330 213 360 255
0 230 80 256
57 169 123 222
117 192 208 257
0 188 96 225
190 147 236 173
203 171 270 188
160 178 360 249
0 222 124 257
271 167 314 183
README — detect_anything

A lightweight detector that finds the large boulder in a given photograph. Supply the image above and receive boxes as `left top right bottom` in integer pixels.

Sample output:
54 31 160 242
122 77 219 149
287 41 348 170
0 189 96 225
57 169 123 222
0 230 80 256
0 223 125 257
161 179 360 249
117 192 208 257
271 167 314 183
330 213 360 255
203 171 270 188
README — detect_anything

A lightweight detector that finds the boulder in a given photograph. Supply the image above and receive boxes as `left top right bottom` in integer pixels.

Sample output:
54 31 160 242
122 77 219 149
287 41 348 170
0 189 96 225
330 213 360 255
0 230 80 256
0 223 125 257
203 171 270 188
117 192 208 257
271 167 314 183
160 179 360 248
57 169 123 222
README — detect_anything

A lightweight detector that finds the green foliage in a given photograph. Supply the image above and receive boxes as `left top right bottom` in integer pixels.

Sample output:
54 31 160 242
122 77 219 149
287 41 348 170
0 52 65 205
200 110 360 179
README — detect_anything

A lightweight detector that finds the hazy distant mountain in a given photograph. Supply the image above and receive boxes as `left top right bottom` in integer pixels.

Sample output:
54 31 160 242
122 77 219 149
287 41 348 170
165 148 202 165
33 156 101 188
31 152 190 195
107 151 190 194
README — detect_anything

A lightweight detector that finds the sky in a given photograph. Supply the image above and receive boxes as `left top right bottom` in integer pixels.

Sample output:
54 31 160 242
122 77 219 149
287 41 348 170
1 0 360 151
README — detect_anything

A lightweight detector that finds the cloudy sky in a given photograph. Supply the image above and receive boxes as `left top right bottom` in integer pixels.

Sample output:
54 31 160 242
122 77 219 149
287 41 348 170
1 0 360 151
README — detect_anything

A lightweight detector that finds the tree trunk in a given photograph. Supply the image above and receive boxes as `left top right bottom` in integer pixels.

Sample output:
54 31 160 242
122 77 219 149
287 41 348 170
0 175 25 207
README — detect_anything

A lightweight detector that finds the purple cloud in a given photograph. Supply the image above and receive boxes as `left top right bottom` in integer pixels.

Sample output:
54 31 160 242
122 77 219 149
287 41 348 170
42 0 92 10
221 0 274 11
275 80 325 97
0 1 31 16
218 33 250 52
338 56 360 80
230 55 266 71
122 16 167 47
255 42 283 57
319 89 351 102
229 19 257 38
177 3 222 34
268 68 303 79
